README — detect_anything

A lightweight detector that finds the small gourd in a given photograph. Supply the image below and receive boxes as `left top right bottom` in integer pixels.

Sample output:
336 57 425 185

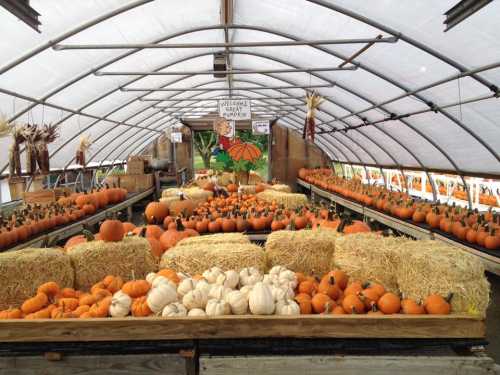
205 298 230 316
239 285 253 300
183 289 208 310
225 290 248 315
177 278 197 297
272 286 295 302
152 276 176 289
203 267 223 284
263 274 279 286
275 298 300 315
195 278 212 296
109 290 132 318
209 283 231 300
146 272 157 285
278 270 298 289
218 270 239 289
269 265 287 276
248 282 275 315
161 302 187 317
188 308 207 317
146 283 177 313
239 267 263 286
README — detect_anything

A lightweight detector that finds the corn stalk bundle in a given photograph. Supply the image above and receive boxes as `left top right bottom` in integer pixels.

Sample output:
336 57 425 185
76 135 92 167
36 123 59 174
302 91 323 142
2 118 23 177
21 124 40 175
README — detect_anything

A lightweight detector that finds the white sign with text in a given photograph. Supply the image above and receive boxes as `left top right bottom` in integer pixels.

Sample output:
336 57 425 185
218 99 251 120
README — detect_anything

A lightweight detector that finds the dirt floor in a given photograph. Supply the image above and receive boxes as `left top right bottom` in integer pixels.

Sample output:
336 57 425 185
486 272 500 363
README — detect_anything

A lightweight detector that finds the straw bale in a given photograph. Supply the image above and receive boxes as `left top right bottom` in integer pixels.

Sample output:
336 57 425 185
239 185 257 194
256 190 308 209
248 171 263 185
69 237 157 290
265 229 337 276
269 184 292 193
396 240 490 316
160 242 265 274
161 186 212 201
217 172 234 186
333 233 405 293
176 233 250 247
0 248 74 310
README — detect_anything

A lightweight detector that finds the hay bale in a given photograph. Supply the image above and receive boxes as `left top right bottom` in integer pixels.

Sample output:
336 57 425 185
176 233 250 247
160 243 265 274
256 190 308 209
396 240 490 316
0 248 74 310
248 171 263 184
217 172 234 186
269 184 292 193
239 185 257 194
69 237 157 290
333 233 405 293
265 229 337 276
161 186 212 201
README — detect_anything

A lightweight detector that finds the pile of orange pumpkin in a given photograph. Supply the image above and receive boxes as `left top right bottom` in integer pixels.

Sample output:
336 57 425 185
294 269 451 315
299 168 500 250
0 185 127 250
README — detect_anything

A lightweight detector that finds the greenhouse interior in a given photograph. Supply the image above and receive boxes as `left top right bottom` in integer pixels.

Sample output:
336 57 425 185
0 1 499 374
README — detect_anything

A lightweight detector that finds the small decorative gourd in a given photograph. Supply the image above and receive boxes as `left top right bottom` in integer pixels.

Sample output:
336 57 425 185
217 270 239 289
183 289 208 310
205 298 230 316
152 276 176 289
203 267 223 283
239 267 263 286
208 283 231 301
195 278 213 296
109 291 132 318
188 308 207 317
272 286 295 302
161 302 187 317
275 298 300 315
248 282 275 315
239 285 253 300
177 278 197 297
278 270 298 289
146 272 157 285
225 290 248 315
269 265 287 276
146 283 177 313
263 274 279 286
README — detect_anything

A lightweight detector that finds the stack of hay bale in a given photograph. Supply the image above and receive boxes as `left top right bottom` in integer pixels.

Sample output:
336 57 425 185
265 229 338 276
256 190 308 209
160 186 212 209
160 233 266 274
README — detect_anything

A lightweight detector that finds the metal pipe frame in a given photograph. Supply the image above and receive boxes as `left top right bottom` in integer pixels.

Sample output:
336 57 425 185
95 66 357 76
141 96 305 102
121 83 334 92
1 19 496 178
155 104 302 109
53 36 398 50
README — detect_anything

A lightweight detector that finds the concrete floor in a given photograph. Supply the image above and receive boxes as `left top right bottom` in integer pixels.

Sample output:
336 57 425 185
486 272 500 363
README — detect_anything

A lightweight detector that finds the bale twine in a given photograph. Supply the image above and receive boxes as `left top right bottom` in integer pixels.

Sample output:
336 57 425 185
0 248 74 310
69 237 157 290
176 233 250 247
333 233 405 293
265 229 337 276
396 240 490 316
160 243 265 274
256 191 308 210
269 184 292 193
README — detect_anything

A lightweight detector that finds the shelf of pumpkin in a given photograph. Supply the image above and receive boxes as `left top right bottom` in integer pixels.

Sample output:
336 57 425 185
5 187 154 252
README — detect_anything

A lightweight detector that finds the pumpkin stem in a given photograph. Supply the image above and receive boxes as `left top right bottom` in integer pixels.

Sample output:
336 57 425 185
82 229 95 242
176 218 185 232
445 293 454 303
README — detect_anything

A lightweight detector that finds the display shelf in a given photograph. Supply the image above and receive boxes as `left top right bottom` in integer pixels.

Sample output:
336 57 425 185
310 185 364 214
296 178 311 190
363 208 433 240
0 315 485 343
6 188 155 251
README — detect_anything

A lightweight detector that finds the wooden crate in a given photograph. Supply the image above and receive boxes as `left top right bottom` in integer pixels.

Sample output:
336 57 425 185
0 315 485 343
136 173 154 192
22 190 56 205
127 156 145 175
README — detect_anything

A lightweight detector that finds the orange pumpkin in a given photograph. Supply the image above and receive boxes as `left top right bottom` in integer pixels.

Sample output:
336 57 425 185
377 292 401 314
122 280 150 298
145 202 169 224
311 293 332 313
424 294 451 315
227 142 262 162
159 219 198 250
131 296 152 317
99 219 125 242
342 294 365 314
401 298 425 315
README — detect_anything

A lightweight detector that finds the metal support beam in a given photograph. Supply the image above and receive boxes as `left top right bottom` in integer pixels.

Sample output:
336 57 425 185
95 66 357 76
339 35 382 68
121 84 334 92
141 96 305 102
53 36 398 50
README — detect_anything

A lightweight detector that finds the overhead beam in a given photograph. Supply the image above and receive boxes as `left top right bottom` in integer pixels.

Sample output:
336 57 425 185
0 0 41 32
94 66 357 76
122 84 333 92
444 0 493 32
154 104 302 109
53 36 398 50
140 96 305 102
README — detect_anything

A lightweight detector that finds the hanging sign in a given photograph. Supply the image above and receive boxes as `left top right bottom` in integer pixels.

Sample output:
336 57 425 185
218 99 251 120
170 132 182 143
252 120 270 135
213 117 235 138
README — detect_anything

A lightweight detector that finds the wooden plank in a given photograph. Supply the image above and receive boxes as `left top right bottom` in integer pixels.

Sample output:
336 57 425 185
200 354 495 375
0 315 485 343
0 353 186 375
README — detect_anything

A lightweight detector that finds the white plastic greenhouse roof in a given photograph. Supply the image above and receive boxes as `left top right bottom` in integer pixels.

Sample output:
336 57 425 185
0 0 499 176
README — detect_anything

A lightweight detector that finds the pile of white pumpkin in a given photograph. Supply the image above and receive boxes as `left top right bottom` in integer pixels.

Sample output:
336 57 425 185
108 266 301 318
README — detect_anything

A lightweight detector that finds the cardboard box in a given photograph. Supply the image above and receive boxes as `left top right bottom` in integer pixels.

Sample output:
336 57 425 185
8 177 25 201
106 174 154 193
127 156 144 175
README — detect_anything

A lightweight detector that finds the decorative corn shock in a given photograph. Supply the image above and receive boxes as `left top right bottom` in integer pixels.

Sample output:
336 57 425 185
76 135 92 167
303 91 323 142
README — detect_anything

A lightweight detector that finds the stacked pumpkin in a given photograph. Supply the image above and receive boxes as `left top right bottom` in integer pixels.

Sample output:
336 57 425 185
0 185 127 250
299 168 499 250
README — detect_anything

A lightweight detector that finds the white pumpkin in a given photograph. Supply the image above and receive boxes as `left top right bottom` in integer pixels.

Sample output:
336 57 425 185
177 272 190 281
195 279 212 296
248 282 275 315
223 270 239 289
109 291 132 317
161 302 188 317
275 298 300 315
152 275 177 289
182 289 208 310
202 267 223 283
239 267 263 287
205 299 230 316
146 272 157 285
209 284 231 300
271 286 295 302
278 270 298 289
146 283 178 313
177 278 197 297
269 265 287 276
187 308 207 317
225 290 248 315
239 285 253 300
263 274 279 286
